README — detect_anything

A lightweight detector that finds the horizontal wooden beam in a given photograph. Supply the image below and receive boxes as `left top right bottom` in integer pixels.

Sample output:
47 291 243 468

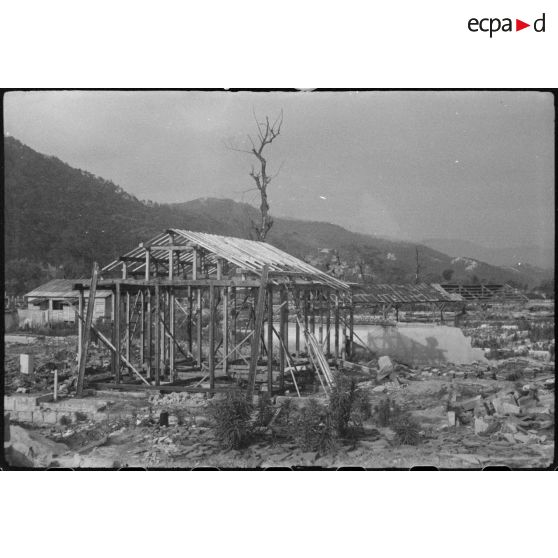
92 382 243 393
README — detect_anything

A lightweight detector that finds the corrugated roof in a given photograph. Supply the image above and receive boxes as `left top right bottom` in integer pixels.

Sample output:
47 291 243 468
25 279 112 299
103 229 349 290
352 283 463 304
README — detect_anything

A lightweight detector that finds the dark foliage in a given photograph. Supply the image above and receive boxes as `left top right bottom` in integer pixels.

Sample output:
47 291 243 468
290 399 337 453
328 374 371 437
208 392 254 450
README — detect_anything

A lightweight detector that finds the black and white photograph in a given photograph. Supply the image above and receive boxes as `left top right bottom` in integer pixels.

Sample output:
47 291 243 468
2 89 554 469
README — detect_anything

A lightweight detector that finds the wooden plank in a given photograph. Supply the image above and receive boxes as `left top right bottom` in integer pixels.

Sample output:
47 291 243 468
77 289 84 364
139 289 145 367
170 288 175 381
279 287 287 391
92 382 240 393
222 287 229 376
76 263 99 397
208 284 215 390
154 284 160 385
125 291 131 363
115 283 121 383
246 265 269 398
145 250 151 280
334 292 340 359
146 289 152 379
267 286 273 394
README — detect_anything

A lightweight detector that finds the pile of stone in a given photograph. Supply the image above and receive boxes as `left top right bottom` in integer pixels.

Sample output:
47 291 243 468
447 378 554 445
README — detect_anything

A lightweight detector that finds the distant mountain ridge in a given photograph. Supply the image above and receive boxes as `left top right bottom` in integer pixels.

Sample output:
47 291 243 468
4 135 551 294
422 237 554 271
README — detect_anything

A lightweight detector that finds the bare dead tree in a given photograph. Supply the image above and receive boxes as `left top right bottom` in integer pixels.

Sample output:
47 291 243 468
226 110 283 241
415 246 421 284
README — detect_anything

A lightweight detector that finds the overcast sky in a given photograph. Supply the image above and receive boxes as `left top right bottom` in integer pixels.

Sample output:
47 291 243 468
4 90 554 251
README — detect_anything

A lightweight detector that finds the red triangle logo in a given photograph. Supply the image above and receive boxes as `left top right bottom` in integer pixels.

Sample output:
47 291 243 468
516 19 530 31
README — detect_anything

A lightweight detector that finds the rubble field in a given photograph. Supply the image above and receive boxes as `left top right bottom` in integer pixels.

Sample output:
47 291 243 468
3 313 555 469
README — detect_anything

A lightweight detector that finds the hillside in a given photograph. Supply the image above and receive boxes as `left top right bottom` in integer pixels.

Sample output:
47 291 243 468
4 136 548 295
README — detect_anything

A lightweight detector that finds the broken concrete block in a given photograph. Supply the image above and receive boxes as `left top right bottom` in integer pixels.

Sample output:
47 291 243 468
447 411 456 427
377 356 394 380
502 433 516 444
474 417 489 435
20 354 34 375
459 395 482 411
492 398 521 416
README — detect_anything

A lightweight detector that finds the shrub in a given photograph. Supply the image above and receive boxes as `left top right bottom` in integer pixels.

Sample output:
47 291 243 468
208 392 254 450
328 374 372 437
374 398 404 427
290 399 337 453
255 394 274 427
74 411 88 423
392 413 421 445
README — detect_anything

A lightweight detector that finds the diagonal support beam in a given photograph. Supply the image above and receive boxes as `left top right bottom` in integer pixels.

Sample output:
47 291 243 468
76 262 99 397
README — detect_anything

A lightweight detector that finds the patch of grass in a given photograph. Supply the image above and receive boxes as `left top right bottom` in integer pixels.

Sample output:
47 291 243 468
374 398 404 427
255 394 274 427
208 392 254 450
328 374 372 438
392 413 421 445
290 399 337 454
74 411 88 423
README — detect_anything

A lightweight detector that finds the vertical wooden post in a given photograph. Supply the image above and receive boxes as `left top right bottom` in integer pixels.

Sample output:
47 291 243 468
196 287 203 367
208 284 215 390
122 262 128 279
154 284 160 385
77 289 84 364
139 289 145 369
310 290 315 335
146 289 152 380
125 291 131 365
145 249 151 280
295 289 300 358
187 286 193 354
326 294 331 356
267 286 273 394
334 292 340 360
349 302 354 360
318 293 324 345
161 290 167 378
279 287 287 391
246 266 269 398
222 286 229 376
232 287 237 360
216 259 223 280
193 248 202 367
169 249 175 381
303 291 309 353
114 282 121 384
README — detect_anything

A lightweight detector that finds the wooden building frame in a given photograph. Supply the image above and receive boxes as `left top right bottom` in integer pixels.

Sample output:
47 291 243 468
74 229 351 396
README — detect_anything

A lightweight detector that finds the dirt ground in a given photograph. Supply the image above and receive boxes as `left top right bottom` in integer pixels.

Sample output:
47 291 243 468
3 310 555 469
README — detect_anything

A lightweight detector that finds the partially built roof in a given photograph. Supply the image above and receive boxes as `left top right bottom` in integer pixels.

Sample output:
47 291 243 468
352 283 464 305
440 283 528 303
102 229 349 290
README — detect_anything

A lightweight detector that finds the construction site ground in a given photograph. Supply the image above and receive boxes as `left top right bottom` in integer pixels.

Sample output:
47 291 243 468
3 310 555 469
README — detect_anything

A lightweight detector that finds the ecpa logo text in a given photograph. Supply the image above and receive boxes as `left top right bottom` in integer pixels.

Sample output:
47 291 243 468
468 13 545 37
